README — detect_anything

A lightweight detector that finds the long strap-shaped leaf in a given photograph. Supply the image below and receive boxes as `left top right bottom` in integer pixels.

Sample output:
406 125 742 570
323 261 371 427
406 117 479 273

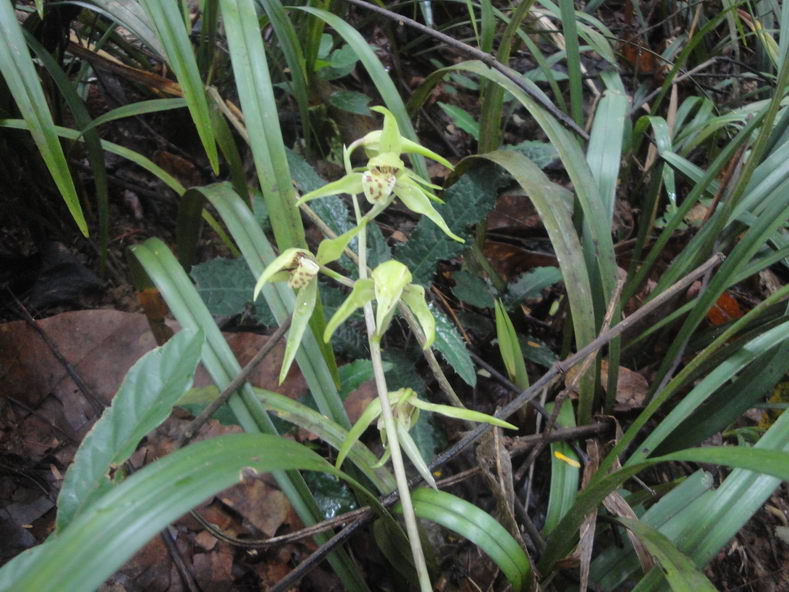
408 61 617 317
538 444 789 574
0 434 374 592
295 6 429 180
218 0 305 251
132 238 367 592
617 518 717 592
471 150 597 420
0 2 86 235
399 488 534 591
138 0 219 173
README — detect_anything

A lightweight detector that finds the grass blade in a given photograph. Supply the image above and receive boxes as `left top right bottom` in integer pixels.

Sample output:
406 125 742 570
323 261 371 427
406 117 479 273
132 238 367 591
295 6 428 180
139 0 219 172
471 150 596 420
1 434 376 592
219 0 305 250
617 517 717 592
184 183 350 428
404 488 533 591
0 2 87 235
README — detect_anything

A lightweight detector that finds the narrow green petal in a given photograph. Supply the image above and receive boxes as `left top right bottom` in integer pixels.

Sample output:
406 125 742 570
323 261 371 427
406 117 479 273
279 278 317 384
402 169 443 190
370 106 402 155
371 260 412 335
253 248 309 300
410 398 517 430
401 284 435 349
296 173 364 205
394 181 464 243
324 279 375 342
317 224 364 265
336 397 383 469
397 423 438 489
400 137 454 170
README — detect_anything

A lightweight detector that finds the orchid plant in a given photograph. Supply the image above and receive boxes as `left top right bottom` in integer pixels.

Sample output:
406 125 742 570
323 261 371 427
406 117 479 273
254 107 515 590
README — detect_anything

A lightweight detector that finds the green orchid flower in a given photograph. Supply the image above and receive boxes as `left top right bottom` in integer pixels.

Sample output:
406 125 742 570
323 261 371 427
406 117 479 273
335 388 517 489
323 260 435 346
253 248 320 384
295 106 463 243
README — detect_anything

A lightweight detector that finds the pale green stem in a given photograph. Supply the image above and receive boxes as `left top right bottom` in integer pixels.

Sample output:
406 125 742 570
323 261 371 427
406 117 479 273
351 193 432 591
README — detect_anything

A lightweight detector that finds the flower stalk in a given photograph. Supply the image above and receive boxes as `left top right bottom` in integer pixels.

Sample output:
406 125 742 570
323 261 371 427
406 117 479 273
254 107 514 589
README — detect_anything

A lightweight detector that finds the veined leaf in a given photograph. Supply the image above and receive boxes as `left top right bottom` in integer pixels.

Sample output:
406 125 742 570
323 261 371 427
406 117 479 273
430 303 476 387
56 329 204 532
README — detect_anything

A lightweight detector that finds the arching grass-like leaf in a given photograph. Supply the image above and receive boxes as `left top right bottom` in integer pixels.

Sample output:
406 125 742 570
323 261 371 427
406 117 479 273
78 98 188 137
0 119 184 195
0 2 86 235
539 443 789 574
56 329 204 532
616 518 717 592
469 150 596 420
401 488 533 591
138 0 219 172
219 0 305 251
0 434 382 592
295 6 428 180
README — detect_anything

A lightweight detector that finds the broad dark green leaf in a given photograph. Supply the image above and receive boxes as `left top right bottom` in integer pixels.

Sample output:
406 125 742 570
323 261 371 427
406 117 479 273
329 90 373 116
191 257 275 326
504 266 563 307
431 303 476 386
55 329 204 533
452 271 495 308
504 140 559 169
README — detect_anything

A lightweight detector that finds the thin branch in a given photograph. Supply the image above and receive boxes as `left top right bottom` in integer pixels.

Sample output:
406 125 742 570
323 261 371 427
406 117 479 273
177 315 292 446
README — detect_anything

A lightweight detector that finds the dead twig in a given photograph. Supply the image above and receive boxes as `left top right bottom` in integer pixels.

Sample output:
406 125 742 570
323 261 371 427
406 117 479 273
177 314 293 447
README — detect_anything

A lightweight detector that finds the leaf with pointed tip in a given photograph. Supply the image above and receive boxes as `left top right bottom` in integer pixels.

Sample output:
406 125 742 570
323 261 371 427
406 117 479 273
56 329 204 532
401 284 435 348
280 279 318 384
4 434 386 592
324 279 375 343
